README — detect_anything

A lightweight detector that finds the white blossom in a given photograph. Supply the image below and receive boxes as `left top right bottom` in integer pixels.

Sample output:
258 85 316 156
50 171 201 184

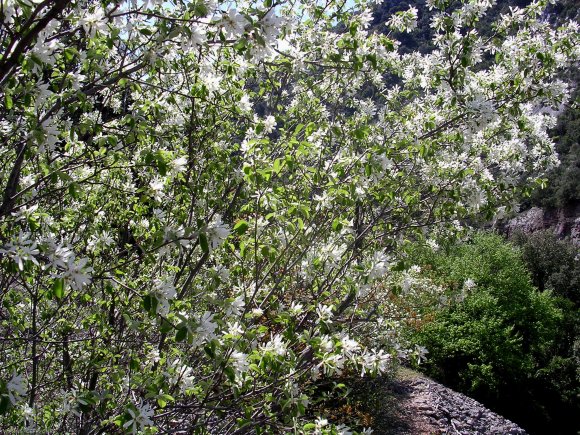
62 257 93 290
6 372 27 404
123 401 154 434
0 232 40 271
219 9 248 39
369 251 390 279
207 214 230 250
314 416 329 433
340 335 360 358
171 156 188 174
263 115 277 134
463 278 476 291
195 311 218 343
226 295 245 317
78 8 108 38
316 304 334 324
239 94 253 112
260 333 287 356
387 6 418 33
230 351 249 374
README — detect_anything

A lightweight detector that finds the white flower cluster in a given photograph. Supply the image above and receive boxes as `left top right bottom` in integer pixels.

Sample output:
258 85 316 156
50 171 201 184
153 277 177 316
0 232 39 271
3 372 27 405
207 214 231 251
123 400 154 434
387 6 418 33
194 311 218 345
45 238 93 291
314 333 393 379
0 233 92 290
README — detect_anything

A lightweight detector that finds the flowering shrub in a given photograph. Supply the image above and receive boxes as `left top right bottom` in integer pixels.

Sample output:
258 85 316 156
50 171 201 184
0 0 578 432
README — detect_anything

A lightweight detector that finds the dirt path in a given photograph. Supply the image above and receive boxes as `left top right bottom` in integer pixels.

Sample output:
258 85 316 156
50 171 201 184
354 368 527 435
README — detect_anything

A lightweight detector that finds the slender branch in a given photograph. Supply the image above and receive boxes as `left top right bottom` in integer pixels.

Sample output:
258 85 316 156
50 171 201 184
0 0 72 87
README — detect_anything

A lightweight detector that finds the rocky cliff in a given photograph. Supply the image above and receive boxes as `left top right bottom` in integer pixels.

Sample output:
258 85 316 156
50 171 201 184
503 202 580 245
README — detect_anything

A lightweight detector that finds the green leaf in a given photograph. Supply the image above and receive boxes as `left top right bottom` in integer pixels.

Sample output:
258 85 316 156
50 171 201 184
193 2 208 16
273 158 283 174
0 395 10 414
5 94 13 109
160 318 173 333
143 294 152 312
199 232 209 253
144 151 155 165
52 278 65 299
354 126 369 140
167 27 183 39
297 218 304 230
58 171 72 182
224 366 236 382
28 217 40 231
68 182 79 199
367 53 377 68
293 123 304 137
233 220 249 235
157 393 174 408
365 163 372 176
349 21 358 36
204 341 216 358
63 48 75 62
156 154 167 176
305 122 316 136
175 326 188 342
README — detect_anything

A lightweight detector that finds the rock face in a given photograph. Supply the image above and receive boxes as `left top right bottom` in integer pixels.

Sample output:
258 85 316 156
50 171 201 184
359 370 527 435
504 203 580 245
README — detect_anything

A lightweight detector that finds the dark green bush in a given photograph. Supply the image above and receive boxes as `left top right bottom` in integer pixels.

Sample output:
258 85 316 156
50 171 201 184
510 230 580 305
509 231 580 432
408 233 579 434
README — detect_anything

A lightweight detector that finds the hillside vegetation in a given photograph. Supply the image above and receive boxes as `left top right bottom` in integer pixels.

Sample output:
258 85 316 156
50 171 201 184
400 233 579 434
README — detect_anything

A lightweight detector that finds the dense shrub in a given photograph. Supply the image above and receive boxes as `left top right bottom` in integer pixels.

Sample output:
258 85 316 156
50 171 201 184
511 231 580 304
509 231 580 431
408 233 579 433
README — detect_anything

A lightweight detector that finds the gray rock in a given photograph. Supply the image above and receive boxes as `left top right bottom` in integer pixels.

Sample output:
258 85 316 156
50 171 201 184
502 203 580 245
380 375 527 434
